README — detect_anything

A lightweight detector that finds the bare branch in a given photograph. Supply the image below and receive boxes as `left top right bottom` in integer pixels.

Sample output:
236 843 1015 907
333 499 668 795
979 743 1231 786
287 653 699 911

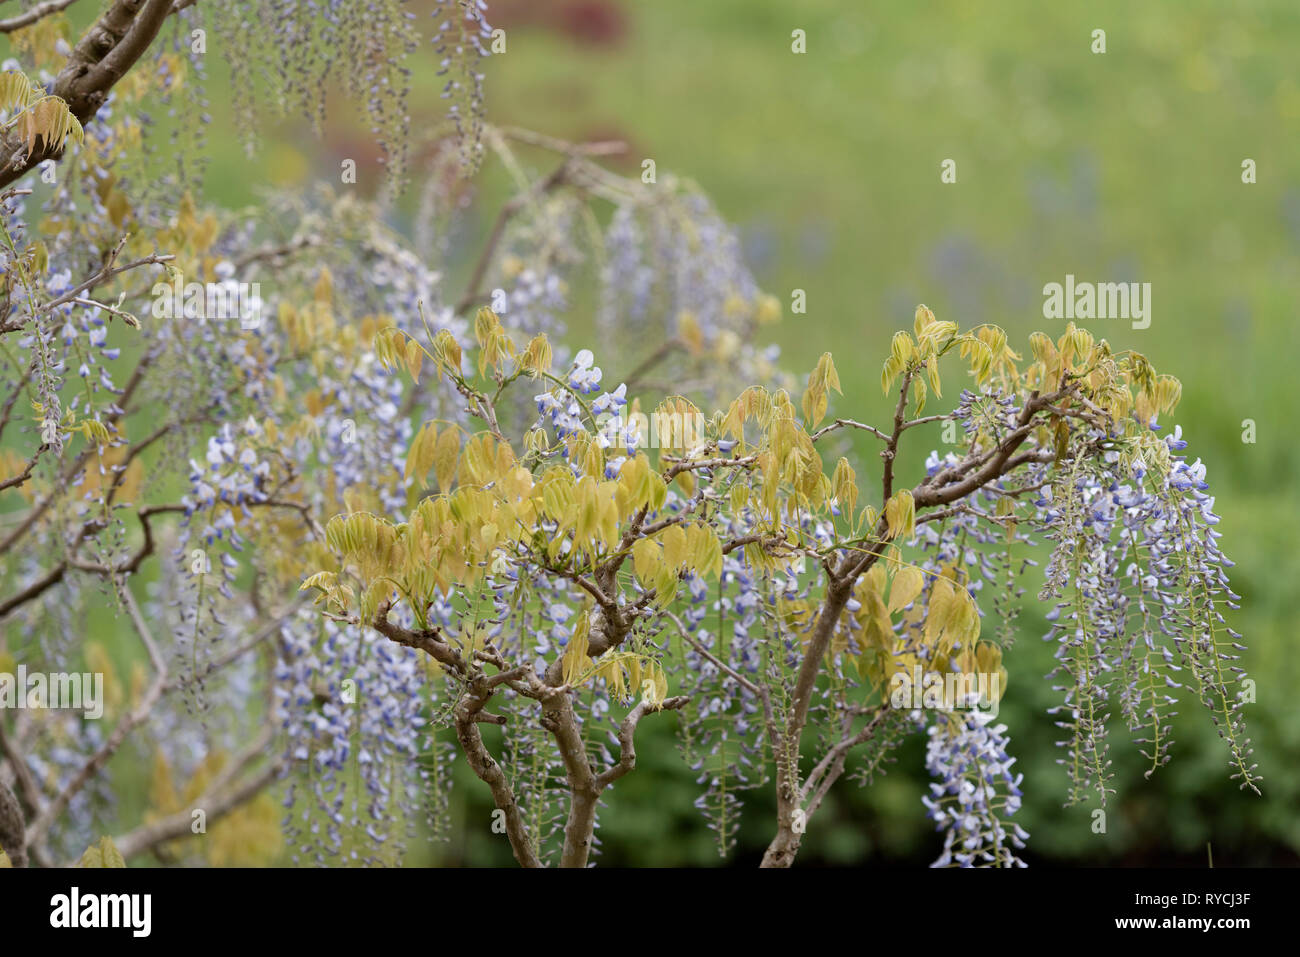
801 705 891 818
454 160 571 314
664 609 763 698
111 760 282 862
594 696 689 790
811 417 891 443
0 0 81 35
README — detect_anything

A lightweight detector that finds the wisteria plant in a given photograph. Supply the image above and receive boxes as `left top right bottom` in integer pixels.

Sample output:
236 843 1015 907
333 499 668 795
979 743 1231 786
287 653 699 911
0 0 1257 870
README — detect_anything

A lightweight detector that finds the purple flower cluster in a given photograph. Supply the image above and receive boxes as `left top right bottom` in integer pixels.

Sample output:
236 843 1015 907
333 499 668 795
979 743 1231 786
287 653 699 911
920 702 1028 867
275 611 428 864
1038 420 1258 803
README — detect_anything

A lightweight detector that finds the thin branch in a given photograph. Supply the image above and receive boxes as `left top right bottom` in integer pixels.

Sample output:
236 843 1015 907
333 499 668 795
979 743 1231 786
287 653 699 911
594 696 689 790
165 598 309 692
811 417 891 443
0 563 67 622
111 760 282 862
497 126 628 158
664 609 763 698
622 338 682 392
0 444 47 492
231 235 320 271
41 248 174 315
0 0 81 34
900 412 955 432
801 705 891 818
454 161 570 314
880 367 915 504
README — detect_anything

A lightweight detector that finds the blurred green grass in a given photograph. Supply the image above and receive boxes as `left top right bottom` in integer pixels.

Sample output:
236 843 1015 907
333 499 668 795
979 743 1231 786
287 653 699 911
17 0 1299 865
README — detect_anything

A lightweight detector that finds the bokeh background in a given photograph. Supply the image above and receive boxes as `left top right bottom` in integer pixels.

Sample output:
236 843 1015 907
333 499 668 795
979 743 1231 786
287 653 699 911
32 0 1300 865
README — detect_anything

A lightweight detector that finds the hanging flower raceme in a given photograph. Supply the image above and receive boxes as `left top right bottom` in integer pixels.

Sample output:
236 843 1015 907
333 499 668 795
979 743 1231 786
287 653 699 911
920 701 1028 867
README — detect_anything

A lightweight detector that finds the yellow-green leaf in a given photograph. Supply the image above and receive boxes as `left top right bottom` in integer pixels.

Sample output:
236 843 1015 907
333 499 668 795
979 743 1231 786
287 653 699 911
77 836 126 868
888 566 925 614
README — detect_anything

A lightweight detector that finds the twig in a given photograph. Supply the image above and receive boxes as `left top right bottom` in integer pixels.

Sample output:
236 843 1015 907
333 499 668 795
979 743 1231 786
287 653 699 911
0 0 81 34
